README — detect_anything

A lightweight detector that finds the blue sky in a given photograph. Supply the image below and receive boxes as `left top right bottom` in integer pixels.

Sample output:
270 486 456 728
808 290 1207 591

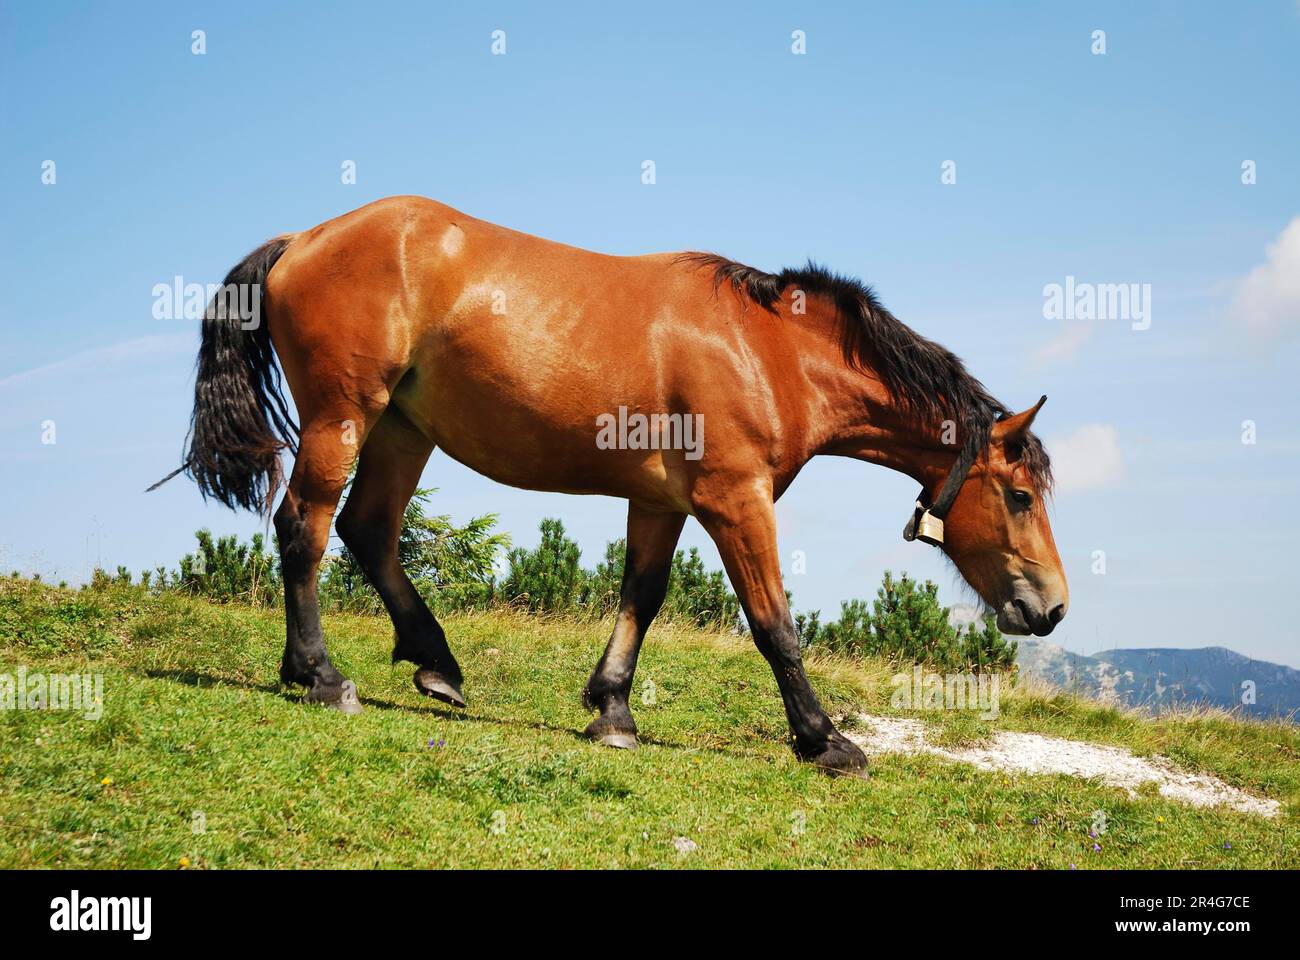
2 2 1298 666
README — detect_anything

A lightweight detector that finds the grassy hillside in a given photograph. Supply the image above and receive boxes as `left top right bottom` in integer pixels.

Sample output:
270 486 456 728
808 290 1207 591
1 575 1297 868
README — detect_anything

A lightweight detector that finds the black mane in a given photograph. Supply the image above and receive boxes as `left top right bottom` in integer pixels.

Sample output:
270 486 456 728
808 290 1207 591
678 253 1052 492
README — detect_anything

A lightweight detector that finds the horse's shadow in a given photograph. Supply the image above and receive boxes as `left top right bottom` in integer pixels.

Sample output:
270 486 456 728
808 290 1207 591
139 667 775 761
145 667 480 723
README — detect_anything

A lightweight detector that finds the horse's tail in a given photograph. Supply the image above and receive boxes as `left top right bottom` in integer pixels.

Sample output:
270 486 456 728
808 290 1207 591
147 235 299 513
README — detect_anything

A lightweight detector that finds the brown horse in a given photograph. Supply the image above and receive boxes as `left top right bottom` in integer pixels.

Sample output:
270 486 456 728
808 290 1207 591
153 195 1067 776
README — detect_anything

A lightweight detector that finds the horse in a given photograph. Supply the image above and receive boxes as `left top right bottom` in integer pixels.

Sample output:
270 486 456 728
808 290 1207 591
152 195 1067 776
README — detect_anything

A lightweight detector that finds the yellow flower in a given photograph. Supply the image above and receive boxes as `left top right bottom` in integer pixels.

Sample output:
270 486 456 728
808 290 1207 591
100 776 113 786
179 856 190 868
1156 815 1165 823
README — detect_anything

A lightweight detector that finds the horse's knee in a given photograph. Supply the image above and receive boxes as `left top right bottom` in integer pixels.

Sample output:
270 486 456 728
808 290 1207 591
750 619 801 665
273 494 314 575
336 465 404 553
333 507 367 558
272 488 298 535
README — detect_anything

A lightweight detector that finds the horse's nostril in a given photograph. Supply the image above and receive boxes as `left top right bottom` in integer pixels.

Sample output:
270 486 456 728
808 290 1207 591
1048 603 1066 625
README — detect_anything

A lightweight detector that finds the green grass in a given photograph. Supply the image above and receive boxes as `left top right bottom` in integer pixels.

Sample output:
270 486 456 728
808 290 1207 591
1 576 1297 868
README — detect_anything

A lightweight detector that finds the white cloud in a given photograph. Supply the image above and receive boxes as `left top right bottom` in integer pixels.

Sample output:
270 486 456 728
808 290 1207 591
1047 423 1124 494
1230 217 1300 343
1029 320 1094 368
0 334 193 391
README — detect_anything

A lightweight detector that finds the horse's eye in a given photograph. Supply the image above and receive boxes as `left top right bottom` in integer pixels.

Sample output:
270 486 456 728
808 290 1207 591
1011 490 1033 508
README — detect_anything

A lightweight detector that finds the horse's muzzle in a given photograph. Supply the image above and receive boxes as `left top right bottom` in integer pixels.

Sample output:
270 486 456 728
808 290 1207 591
1000 597 1067 636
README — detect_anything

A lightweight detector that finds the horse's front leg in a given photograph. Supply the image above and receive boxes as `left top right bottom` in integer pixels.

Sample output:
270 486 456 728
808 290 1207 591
582 505 686 748
697 486 867 776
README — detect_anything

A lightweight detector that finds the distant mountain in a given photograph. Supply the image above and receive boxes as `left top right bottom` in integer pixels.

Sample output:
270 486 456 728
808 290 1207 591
1017 640 1300 721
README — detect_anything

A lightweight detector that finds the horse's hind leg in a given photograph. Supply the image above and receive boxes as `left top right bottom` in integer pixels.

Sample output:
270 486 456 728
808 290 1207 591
275 408 381 713
335 406 465 707
582 505 686 748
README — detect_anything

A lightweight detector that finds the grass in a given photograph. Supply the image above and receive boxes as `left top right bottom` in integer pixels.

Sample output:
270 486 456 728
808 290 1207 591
1 575 1297 868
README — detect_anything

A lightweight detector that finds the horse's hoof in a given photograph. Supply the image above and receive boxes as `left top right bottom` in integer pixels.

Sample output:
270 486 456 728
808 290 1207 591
807 737 869 779
414 668 466 708
308 679 364 715
596 731 639 750
583 715 638 749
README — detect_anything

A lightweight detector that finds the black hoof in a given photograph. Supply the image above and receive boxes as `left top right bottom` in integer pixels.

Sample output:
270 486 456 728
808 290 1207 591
305 679 363 715
805 736 868 779
598 732 638 749
584 712 638 750
414 668 466 708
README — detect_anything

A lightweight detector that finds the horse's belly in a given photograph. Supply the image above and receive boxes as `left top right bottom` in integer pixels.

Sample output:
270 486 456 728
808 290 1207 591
394 329 693 511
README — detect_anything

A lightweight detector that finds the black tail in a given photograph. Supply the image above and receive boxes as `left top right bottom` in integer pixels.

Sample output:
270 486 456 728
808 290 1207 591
148 236 299 513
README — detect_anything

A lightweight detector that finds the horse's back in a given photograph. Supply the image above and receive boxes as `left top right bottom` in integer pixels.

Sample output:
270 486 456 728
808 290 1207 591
265 196 785 507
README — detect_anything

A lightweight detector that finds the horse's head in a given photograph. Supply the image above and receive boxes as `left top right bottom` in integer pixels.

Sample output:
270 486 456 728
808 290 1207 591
938 397 1068 636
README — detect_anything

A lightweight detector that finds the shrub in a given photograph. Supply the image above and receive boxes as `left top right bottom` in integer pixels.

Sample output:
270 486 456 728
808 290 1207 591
499 518 585 613
580 538 626 619
321 486 509 615
171 530 281 606
958 610 1019 673
662 547 742 631
797 570 1015 672
500 521 742 631
797 598 873 655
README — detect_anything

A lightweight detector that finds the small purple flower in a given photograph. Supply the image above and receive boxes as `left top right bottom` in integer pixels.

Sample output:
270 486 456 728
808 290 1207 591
1092 843 1101 853
1069 863 1077 870
1089 829 1097 839
1030 817 1039 826
1223 841 1232 850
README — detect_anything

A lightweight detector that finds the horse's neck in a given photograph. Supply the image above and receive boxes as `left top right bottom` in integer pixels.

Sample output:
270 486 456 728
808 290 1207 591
779 295 958 490
827 413 955 488
807 359 956 491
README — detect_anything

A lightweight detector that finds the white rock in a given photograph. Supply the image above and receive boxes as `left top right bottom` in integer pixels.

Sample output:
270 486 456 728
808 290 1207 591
845 714 1280 818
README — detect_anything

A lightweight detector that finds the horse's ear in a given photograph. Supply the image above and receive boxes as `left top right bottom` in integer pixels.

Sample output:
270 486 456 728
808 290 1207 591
992 395 1047 444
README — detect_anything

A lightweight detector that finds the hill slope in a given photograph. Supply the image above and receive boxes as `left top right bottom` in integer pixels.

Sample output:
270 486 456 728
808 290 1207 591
1 577 1296 868
1019 639 1300 720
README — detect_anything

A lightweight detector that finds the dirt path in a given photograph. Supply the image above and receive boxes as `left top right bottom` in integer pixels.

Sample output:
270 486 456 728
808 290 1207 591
845 714 1280 818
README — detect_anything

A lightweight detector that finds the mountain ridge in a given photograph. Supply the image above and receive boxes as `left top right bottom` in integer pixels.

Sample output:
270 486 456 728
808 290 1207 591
1016 639 1300 721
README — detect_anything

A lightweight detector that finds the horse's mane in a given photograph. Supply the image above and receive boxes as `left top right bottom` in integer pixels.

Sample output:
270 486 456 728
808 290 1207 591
677 253 1052 493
